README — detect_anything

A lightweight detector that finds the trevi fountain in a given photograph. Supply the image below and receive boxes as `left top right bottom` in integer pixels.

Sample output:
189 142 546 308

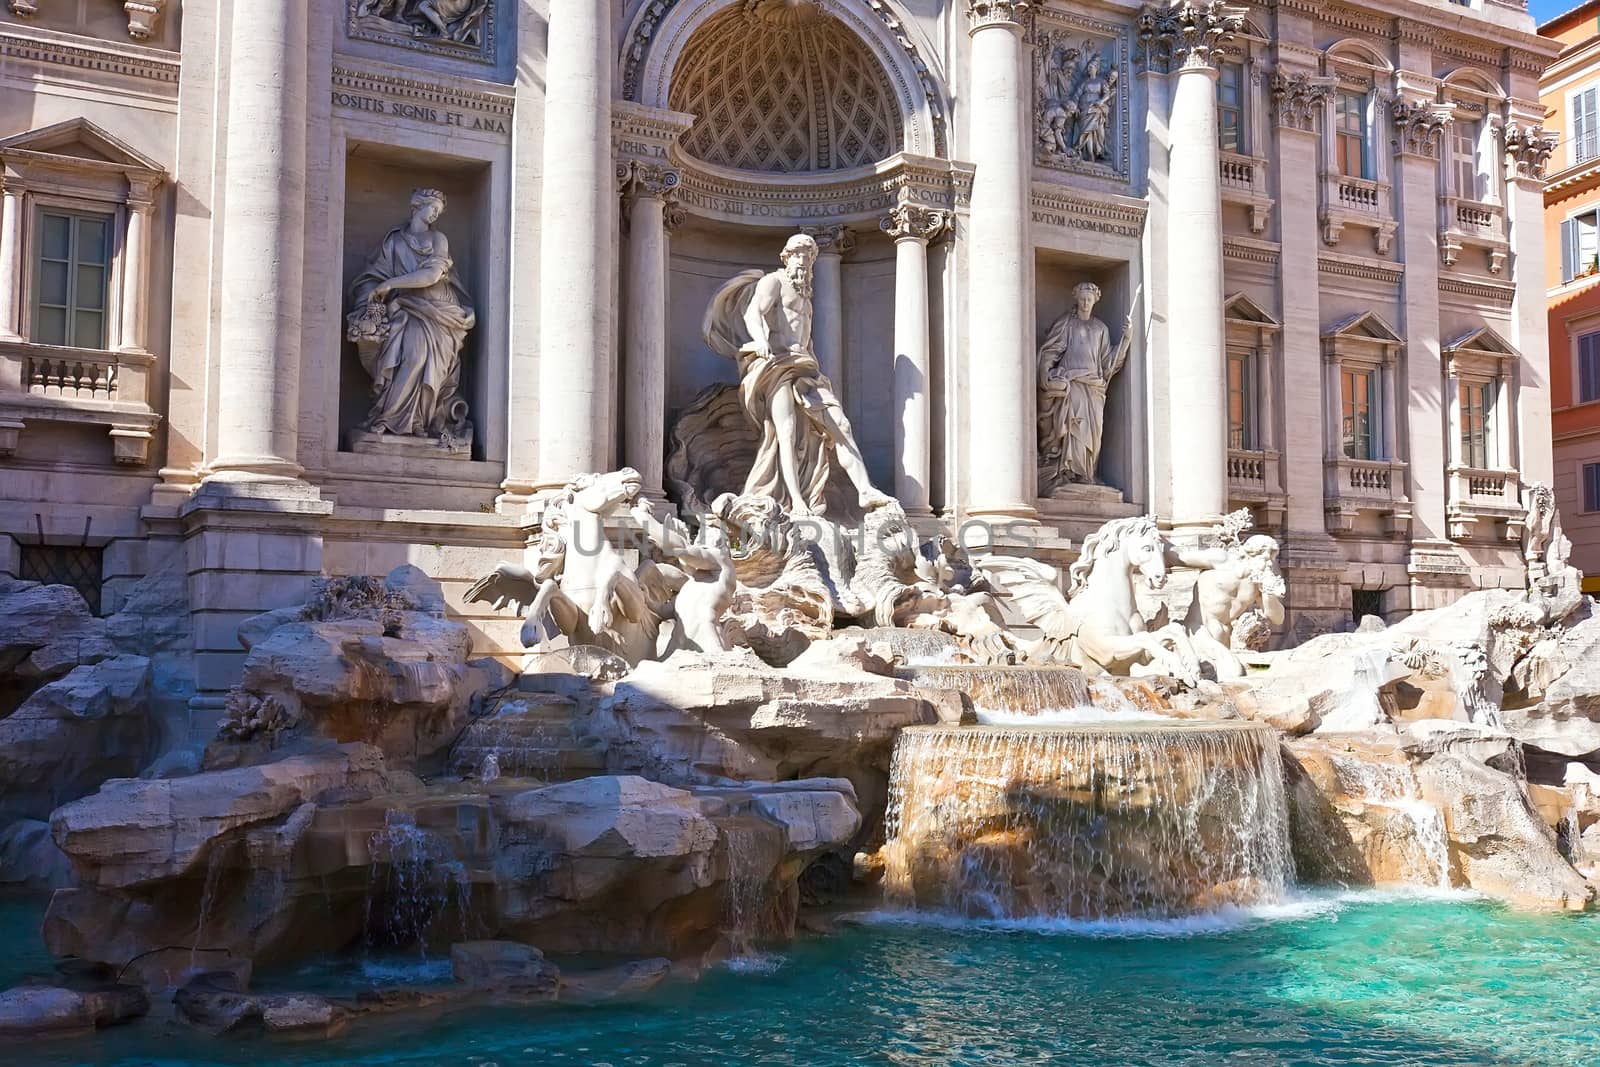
0 0 1596 1064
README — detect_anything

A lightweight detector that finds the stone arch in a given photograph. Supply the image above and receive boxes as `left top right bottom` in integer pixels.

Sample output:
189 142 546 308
1440 67 1507 102
622 0 948 160
1322 38 1393 74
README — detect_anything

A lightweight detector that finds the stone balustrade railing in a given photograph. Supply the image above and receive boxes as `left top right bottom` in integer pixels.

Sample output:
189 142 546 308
1334 176 1383 212
1445 464 1524 541
1324 455 1410 537
0 340 158 464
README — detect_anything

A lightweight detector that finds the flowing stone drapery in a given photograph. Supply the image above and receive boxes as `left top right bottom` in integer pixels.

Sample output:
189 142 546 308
535 0 615 491
619 161 680 502
883 199 948 516
1140 1 1245 530
207 0 310 482
964 0 1034 521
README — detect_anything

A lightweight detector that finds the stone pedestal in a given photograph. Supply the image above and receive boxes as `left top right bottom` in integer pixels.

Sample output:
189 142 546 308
348 429 472 461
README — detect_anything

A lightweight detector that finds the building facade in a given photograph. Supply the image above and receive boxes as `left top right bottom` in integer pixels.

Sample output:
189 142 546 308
0 0 1560 709
1542 0 1600 595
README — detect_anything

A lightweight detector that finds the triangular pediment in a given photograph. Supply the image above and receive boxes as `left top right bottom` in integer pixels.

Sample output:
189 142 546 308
1443 325 1518 358
1224 293 1281 328
1323 310 1403 344
0 118 163 174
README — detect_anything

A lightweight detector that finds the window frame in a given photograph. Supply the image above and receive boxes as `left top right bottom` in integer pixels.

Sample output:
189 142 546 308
31 207 114 350
1578 329 1600 405
1341 365 1379 460
1227 346 1257 450
1573 83 1600 168
1584 461 1600 513
1334 89 1372 180
1458 378 1494 469
1217 60 1248 156
18 191 127 353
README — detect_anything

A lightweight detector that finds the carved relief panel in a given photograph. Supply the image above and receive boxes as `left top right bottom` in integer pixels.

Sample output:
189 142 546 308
1032 9 1130 182
348 0 497 63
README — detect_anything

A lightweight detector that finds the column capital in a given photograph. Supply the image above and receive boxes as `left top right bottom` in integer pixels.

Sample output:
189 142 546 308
801 223 857 257
1270 70 1334 133
1136 2 1247 75
616 160 680 202
1390 99 1453 160
663 197 688 234
881 202 949 244
965 0 1030 33
1501 121 1558 183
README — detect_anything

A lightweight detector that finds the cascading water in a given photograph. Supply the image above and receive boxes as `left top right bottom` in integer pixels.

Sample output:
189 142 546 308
897 665 1093 718
1327 755 1452 889
880 720 1294 920
364 809 473 952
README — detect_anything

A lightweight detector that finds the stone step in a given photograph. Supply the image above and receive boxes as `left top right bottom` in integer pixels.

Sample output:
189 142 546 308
449 692 607 781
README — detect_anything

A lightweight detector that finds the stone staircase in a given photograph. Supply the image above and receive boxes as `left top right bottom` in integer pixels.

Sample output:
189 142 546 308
448 690 607 783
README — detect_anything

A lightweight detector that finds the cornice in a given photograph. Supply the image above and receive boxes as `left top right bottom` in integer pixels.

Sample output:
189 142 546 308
0 27 178 85
331 61 514 118
1319 252 1404 285
1438 275 1516 307
1030 182 1147 237
1224 235 1281 265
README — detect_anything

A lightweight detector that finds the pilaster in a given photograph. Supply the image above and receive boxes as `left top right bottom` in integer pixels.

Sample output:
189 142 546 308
1503 122 1558 487
883 198 949 516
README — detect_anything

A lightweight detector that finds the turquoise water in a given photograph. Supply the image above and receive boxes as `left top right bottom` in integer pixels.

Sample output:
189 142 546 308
3 891 1598 1066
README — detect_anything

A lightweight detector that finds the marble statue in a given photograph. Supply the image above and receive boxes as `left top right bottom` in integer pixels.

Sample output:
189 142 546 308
346 188 476 448
702 233 892 518
1171 509 1286 680
1036 39 1119 165
1037 282 1135 494
981 516 1201 684
354 0 490 45
1521 482 1584 624
466 468 736 665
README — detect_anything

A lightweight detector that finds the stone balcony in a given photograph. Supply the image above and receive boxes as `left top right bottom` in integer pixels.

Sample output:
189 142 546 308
1219 151 1272 235
1319 172 1397 255
1438 196 1509 274
1445 464 1524 541
0 340 160 464
1324 456 1411 537
1226 448 1286 529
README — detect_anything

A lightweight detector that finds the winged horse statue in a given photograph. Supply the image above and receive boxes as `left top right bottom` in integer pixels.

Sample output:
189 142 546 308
466 468 735 666
980 515 1200 685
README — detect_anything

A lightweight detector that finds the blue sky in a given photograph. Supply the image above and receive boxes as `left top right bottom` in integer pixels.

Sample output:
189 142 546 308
1531 0 1584 26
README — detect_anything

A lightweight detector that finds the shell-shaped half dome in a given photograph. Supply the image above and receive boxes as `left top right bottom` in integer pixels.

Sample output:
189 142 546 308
669 1 904 174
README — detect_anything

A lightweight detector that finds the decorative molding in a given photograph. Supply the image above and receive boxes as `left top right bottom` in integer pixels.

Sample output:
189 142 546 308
613 101 696 164
1224 235 1279 265
1032 10 1131 183
1319 253 1403 286
1270 70 1333 131
347 0 497 64
124 0 167 39
1136 1 1247 76
6 1 35 16
1030 184 1146 238
673 156 972 226
863 0 949 157
617 160 681 201
880 200 949 243
0 28 179 84
802 223 859 256
966 0 1031 31
1438 276 1516 308
1391 99 1452 159
1502 47 1549 78
1501 122 1558 182
330 63 514 133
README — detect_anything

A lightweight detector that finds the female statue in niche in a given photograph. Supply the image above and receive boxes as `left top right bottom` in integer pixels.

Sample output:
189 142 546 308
346 188 476 446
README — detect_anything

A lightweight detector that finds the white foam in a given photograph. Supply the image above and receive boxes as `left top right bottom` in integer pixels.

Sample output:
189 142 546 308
721 952 786 975
973 705 1169 726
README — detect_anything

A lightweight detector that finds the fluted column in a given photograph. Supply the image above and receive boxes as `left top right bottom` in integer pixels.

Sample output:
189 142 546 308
1142 1 1245 530
803 224 854 395
536 0 614 488
0 182 22 341
116 179 156 354
883 200 949 516
964 0 1034 521
1504 122 1559 487
619 161 679 502
208 0 309 483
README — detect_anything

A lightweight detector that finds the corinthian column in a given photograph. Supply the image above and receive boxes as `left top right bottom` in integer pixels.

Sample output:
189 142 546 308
802 224 854 396
1140 1 1245 530
207 0 309 483
536 0 614 489
883 198 948 516
964 0 1035 521
618 161 680 502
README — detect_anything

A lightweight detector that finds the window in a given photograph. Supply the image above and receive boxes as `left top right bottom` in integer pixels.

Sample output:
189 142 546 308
32 210 111 349
1335 92 1370 180
1459 379 1495 468
1227 349 1257 449
1586 462 1600 512
1580 332 1600 404
1341 367 1377 460
18 544 103 615
1574 86 1599 165
1560 209 1600 283
1218 62 1246 154
1453 119 1481 200
1352 588 1384 625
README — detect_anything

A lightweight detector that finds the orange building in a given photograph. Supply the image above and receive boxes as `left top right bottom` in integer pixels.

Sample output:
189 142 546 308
1546 1 1600 594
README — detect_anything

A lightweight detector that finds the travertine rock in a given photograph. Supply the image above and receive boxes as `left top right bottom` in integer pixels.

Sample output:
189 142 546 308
0 581 114 690
0 983 147 1035
559 958 672 1003
0 819 72 889
449 940 559 994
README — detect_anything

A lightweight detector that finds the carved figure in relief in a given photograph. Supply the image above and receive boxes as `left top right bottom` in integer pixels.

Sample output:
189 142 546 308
465 469 737 666
1037 282 1135 493
346 189 475 445
981 516 1201 684
355 0 489 46
702 233 891 518
1521 482 1584 624
1036 38 1119 164
1170 509 1286 680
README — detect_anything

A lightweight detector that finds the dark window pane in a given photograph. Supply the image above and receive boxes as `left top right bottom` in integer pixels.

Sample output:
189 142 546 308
40 214 70 260
73 309 104 349
75 217 108 265
34 305 65 346
37 260 68 307
75 265 106 311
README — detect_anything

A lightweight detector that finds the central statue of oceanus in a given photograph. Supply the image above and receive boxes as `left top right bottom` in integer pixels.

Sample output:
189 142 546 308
701 233 892 518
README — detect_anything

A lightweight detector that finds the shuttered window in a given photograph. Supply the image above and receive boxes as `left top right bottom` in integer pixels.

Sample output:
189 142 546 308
1586 463 1600 513
1575 87 1600 165
1580 332 1600 404
1561 211 1600 283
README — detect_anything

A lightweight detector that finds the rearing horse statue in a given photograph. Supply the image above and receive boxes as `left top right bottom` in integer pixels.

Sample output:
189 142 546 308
981 515 1201 685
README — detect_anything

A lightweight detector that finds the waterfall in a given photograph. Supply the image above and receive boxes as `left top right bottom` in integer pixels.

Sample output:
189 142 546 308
364 809 473 952
897 665 1093 717
1328 755 1452 889
881 722 1294 920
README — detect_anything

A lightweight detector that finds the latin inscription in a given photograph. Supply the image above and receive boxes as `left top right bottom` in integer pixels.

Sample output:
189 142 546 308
332 90 509 135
